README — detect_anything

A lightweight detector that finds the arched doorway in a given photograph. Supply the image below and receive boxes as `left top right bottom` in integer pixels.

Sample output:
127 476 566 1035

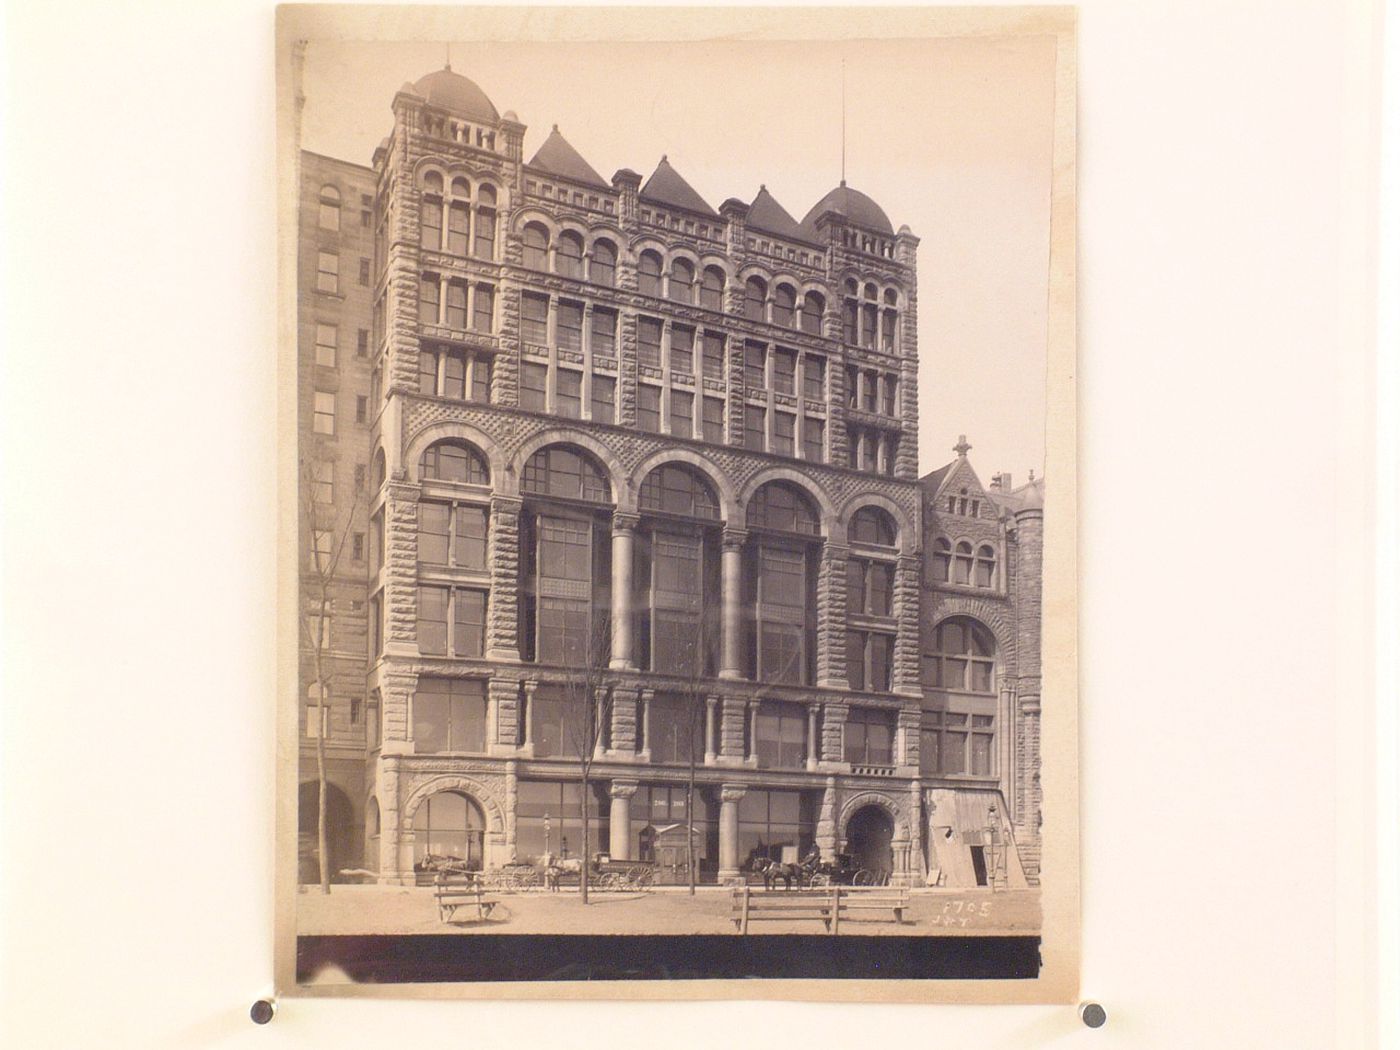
846 805 894 881
298 781 354 884
412 790 486 872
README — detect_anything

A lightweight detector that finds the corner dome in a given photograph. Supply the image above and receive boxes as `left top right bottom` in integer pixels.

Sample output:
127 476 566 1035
800 182 893 236
411 68 499 123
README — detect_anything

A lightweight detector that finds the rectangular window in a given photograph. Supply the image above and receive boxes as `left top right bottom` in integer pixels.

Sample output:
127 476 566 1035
420 198 442 249
470 356 492 403
316 251 339 293
358 257 370 286
804 355 825 400
473 208 495 259
354 464 367 492
939 712 968 774
356 329 369 356
849 559 893 616
737 789 817 865
882 309 898 353
418 502 450 565
521 293 549 345
756 544 809 684
744 342 766 390
882 375 898 416
845 707 895 765
647 692 704 764
520 362 548 412
802 417 824 462
413 678 488 754
638 317 662 369
419 348 439 395
360 209 371 228
355 395 367 423
446 202 469 255
592 374 616 423
454 505 488 569
472 284 494 332
453 589 487 658
670 389 693 438
970 715 994 775
863 370 879 413
702 331 726 380
417 585 449 655
418 273 440 324
312 391 335 435
702 396 725 443
557 300 583 352
846 365 861 409
442 352 466 399
773 348 796 394
637 384 662 433
445 282 468 329
669 325 694 374
311 460 333 504
533 516 597 666
773 412 795 456
842 299 858 344
755 701 808 769
861 304 878 347
591 308 616 356
556 369 582 418
314 323 337 367
420 503 488 569
744 405 766 451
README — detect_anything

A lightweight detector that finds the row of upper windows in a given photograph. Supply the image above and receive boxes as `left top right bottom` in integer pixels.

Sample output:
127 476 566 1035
314 250 371 295
930 539 999 589
419 174 498 259
316 184 374 233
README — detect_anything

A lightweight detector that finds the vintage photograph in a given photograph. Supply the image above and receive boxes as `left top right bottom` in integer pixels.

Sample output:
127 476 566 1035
279 5 1076 999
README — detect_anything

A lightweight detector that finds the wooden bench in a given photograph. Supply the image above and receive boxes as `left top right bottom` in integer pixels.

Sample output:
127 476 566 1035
433 872 499 924
731 885 911 934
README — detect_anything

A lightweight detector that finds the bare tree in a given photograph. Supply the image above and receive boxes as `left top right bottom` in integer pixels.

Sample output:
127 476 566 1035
298 457 362 895
559 614 613 905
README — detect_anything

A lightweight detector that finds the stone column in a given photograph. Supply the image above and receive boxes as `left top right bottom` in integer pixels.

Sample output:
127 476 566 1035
718 784 748 880
704 696 718 764
892 554 923 695
608 780 638 861
816 542 850 688
505 760 519 862
486 496 523 660
522 680 537 749
816 777 838 859
638 689 654 759
610 513 639 670
718 528 747 679
806 705 821 771
720 696 748 760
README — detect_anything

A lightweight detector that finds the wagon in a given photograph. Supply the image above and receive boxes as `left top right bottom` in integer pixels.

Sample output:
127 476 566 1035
591 857 656 891
805 852 888 888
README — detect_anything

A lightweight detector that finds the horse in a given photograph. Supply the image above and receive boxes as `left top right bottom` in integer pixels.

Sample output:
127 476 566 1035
541 853 582 891
750 856 801 891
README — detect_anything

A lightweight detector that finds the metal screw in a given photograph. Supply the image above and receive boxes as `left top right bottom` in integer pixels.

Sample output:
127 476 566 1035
1079 1002 1107 1029
250 999 276 1025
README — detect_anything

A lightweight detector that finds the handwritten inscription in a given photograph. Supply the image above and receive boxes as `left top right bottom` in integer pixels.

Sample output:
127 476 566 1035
928 897 996 928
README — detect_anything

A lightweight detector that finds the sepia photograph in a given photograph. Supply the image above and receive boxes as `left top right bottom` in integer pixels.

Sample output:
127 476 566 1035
278 4 1077 1000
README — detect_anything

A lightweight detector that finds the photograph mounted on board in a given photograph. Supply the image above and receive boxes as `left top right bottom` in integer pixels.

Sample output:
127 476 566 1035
277 4 1077 1002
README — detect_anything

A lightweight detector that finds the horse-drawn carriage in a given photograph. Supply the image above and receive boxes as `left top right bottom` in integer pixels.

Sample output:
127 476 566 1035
749 849 889 890
542 854 656 891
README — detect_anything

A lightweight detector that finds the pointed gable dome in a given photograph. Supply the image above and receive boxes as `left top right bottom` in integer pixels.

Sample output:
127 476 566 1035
747 185 814 243
411 67 499 123
527 126 609 189
639 156 718 218
800 181 894 237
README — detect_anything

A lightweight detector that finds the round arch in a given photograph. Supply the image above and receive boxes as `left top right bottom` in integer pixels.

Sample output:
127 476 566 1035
838 492 916 555
738 466 838 533
838 790 908 841
512 429 628 507
928 603 1017 671
509 208 564 240
399 775 505 835
629 447 739 522
402 422 505 488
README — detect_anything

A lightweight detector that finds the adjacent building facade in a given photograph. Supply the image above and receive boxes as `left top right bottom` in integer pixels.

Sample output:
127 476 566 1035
297 66 1042 889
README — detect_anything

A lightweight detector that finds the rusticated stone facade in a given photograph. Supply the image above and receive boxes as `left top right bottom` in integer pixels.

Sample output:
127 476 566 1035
296 65 1043 891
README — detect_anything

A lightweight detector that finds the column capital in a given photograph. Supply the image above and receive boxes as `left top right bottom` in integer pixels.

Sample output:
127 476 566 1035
490 494 524 513
823 541 851 560
613 512 641 533
720 783 749 804
721 527 748 549
609 779 640 800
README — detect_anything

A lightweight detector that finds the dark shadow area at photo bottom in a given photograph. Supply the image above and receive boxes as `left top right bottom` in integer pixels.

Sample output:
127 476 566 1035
296 935 1041 983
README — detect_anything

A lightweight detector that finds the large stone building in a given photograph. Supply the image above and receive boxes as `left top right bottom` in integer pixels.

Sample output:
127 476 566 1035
296 65 1042 889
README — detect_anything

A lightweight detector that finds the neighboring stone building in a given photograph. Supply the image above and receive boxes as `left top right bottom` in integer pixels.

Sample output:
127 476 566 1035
295 65 1042 889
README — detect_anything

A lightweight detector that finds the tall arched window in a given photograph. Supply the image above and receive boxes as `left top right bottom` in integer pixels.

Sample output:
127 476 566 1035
801 291 824 335
861 282 879 347
669 259 695 303
927 619 995 693
746 481 822 684
520 446 614 665
441 178 470 256
976 545 997 588
411 790 486 870
638 250 663 297
556 231 584 278
842 278 859 344
636 464 722 676
849 506 898 547
522 223 549 270
846 507 898 692
772 284 797 327
419 173 442 249
744 276 767 322
590 239 617 286
920 618 997 776
953 541 975 585
932 537 951 583
473 185 497 259
420 440 490 485
881 288 899 352
701 266 726 310
318 184 341 231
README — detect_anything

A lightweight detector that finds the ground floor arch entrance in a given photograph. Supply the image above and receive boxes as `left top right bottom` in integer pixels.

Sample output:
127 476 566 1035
845 804 894 882
411 790 486 872
298 780 354 884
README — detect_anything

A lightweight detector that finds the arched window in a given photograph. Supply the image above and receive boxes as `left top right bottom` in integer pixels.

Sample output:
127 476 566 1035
638 250 663 297
556 231 584 278
881 288 899 352
932 537 951 583
473 185 497 259
701 266 726 310
772 284 797 327
669 258 695 303
318 185 341 231
746 482 822 685
953 541 975 585
639 463 720 520
590 239 617 286
520 446 614 666
522 223 549 270
419 174 442 249
367 796 381 838
861 282 879 347
637 464 722 676
420 440 490 485
747 481 820 535
521 446 610 503
801 291 824 335
411 790 486 871
842 278 859 344
927 618 995 694
744 276 767 322
849 506 897 547
975 544 997 588
451 176 470 196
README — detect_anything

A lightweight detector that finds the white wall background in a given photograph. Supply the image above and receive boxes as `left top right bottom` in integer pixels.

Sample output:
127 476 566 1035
0 1 1386 1047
